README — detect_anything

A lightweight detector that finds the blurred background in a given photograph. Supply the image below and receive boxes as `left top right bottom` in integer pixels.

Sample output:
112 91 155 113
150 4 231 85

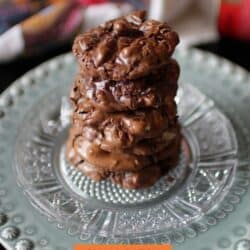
0 0 249 93
0 0 249 248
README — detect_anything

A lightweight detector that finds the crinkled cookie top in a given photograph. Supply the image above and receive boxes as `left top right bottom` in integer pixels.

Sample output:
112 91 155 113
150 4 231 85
73 11 179 81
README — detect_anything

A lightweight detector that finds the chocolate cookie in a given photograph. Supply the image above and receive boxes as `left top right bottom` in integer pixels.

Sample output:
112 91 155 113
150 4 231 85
67 133 181 189
111 155 179 189
71 59 179 112
68 125 179 154
67 130 180 172
73 11 179 81
72 105 177 150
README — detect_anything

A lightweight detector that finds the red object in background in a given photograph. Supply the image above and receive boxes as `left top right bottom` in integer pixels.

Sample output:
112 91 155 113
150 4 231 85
76 0 107 6
219 0 250 41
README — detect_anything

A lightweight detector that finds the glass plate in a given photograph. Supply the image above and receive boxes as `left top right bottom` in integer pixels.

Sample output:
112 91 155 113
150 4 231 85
14 80 238 239
0 48 250 250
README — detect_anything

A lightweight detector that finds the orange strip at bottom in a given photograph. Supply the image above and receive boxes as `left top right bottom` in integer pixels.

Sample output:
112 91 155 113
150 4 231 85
74 244 172 250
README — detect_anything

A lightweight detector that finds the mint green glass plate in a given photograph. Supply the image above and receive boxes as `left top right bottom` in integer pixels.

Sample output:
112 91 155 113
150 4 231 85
0 48 249 250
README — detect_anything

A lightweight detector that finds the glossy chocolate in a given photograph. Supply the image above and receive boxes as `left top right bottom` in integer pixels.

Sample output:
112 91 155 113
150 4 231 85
73 11 179 81
71 59 179 112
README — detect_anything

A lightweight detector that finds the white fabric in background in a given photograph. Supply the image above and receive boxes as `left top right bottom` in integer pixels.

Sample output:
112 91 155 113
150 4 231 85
149 0 220 46
83 3 133 31
0 25 24 63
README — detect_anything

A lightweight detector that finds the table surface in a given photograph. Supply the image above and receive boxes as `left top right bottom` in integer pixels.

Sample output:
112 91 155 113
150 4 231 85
0 38 249 249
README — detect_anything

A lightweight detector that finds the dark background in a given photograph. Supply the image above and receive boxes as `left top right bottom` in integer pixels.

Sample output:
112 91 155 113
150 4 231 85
0 38 249 249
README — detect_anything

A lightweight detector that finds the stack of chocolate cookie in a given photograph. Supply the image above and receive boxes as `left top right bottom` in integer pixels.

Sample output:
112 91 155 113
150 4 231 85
67 11 181 189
